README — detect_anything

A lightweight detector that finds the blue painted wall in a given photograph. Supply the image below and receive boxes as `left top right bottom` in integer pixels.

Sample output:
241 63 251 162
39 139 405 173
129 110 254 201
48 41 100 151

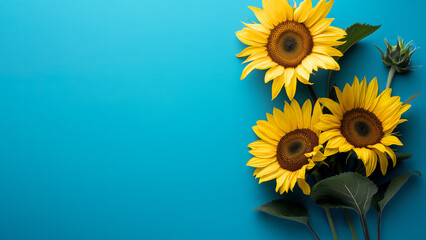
0 0 424 239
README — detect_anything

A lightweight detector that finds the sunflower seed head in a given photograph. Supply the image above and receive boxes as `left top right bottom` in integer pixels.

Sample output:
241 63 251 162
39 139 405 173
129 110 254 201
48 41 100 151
376 37 420 73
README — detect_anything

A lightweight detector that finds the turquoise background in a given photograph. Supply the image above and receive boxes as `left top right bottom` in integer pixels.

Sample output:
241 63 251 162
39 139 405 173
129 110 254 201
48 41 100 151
0 0 424 239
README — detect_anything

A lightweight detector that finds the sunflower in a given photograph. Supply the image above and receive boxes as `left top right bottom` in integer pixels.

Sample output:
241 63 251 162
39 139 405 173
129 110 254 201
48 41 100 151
317 77 410 176
236 0 346 100
247 100 326 194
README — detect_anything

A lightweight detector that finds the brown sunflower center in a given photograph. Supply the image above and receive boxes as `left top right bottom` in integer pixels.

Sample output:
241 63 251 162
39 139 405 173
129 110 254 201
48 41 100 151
276 129 319 171
267 21 313 68
340 108 384 148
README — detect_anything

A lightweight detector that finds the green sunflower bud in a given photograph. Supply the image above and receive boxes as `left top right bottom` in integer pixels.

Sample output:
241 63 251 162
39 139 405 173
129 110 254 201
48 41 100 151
376 37 419 73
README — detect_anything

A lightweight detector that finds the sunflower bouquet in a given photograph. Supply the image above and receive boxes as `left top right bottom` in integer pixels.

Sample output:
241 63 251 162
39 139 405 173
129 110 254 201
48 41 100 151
236 1 420 239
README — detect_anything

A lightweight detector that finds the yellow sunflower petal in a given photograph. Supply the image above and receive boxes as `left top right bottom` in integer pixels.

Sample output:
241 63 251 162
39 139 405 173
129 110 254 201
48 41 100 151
248 139 274 149
310 18 334 36
322 26 347 37
249 148 276 158
364 77 379 110
289 172 299 190
302 99 313 128
352 76 361 108
384 146 397 167
297 178 311 195
311 101 323 130
381 135 403 146
296 64 310 81
262 0 282 26
294 0 312 23
236 30 265 46
324 147 338 156
259 168 285 183
316 116 340 132
304 55 319 71
282 0 294 21
291 100 304 129
248 6 273 29
373 149 389 176
311 53 340 70
326 136 347 149
255 161 281 178
305 0 327 27
339 143 353 153
319 98 343 119
240 61 257 80
252 125 279 145
285 72 298 100
284 101 297 130
364 150 378 177
273 108 291 133
311 151 326 162
266 113 285 136
296 74 313 85
385 119 407 134
242 50 269 64
358 77 368 108
242 28 269 44
342 83 355 110
275 172 289 192
312 45 343 57
242 22 271 34
318 0 334 21
354 148 377 176
271 73 286 100
247 156 277 167
252 57 277 69
265 65 285 83
367 143 386 152
256 120 282 141
319 129 340 144
236 46 267 57
280 171 294 193
313 36 345 46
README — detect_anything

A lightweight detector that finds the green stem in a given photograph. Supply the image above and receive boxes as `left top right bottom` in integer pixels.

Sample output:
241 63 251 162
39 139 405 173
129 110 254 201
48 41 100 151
325 208 338 240
360 214 370 240
386 66 396 89
344 209 357 240
306 224 321 240
377 212 382 240
327 70 334 98
307 84 318 102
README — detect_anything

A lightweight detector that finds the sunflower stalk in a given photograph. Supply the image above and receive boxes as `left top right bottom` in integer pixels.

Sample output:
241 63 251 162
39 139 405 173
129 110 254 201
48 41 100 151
360 215 370 240
307 224 321 240
377 212 382 240
386 66 396 89
344 209 357 240
327 70 334 98
325 208 338 240
307 84 318 102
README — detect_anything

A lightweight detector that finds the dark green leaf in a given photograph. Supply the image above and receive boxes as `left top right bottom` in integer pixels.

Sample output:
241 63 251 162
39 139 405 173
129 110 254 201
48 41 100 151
337 23 381 57
404 92 421 104
254 199 309 225
310 172 378 215
394 153 413 161
372 171 421 212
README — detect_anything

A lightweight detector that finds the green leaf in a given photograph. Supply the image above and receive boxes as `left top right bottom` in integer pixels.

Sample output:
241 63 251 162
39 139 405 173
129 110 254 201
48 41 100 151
254 199 309 225
404 92 421 104
337 23 381 57
310 172 378 215
394 153 413 161
372 171 421 212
